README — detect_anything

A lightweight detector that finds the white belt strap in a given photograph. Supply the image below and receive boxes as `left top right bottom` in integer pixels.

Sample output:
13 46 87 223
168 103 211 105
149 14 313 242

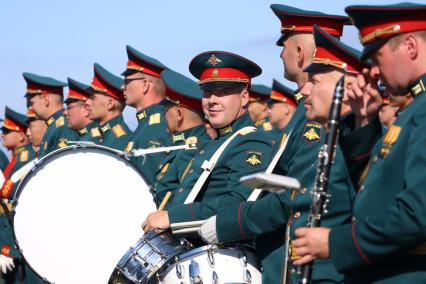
184 126 256 204
247 129 293 201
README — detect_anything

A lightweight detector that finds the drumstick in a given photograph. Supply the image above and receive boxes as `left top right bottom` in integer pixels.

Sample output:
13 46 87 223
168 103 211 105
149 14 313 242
170 220 206 229
157 191 172 211
172 227 200 235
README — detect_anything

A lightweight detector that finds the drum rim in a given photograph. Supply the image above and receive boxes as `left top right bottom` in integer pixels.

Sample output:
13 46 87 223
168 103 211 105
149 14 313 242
11 144 155 282
109 230 191 284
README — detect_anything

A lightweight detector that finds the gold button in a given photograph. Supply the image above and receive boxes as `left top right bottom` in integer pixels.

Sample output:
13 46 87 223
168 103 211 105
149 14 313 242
300 188 307 195
178 188 184 193
359 185 365 192
294 211 301 219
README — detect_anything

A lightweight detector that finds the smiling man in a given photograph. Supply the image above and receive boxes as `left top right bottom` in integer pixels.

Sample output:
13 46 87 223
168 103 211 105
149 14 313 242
142 51 273 232
154 69 211 206
197 6 355 284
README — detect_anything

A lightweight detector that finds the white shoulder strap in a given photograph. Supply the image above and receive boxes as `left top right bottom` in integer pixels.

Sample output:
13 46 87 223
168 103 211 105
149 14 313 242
247 129 293 201
0 168 4 188
10 158 38 183
184 126 256 204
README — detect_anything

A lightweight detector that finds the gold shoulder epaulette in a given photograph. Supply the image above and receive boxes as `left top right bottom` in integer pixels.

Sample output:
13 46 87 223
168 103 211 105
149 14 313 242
263 122 273 131
112 124 126 138
149 113 161 125
55 116 65 128
90 127 101 138
19 150 29 162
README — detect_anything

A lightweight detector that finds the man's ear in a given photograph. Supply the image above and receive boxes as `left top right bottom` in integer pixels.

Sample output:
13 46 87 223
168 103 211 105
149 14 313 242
141 79 151 95
405 33 419 61
18 131 26 143
241 87 250 108
297 45 305 68
106 97 115 111
43 93 50 107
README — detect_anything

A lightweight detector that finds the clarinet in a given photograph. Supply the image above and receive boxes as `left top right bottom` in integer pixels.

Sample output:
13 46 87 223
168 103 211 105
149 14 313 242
298 76 345 284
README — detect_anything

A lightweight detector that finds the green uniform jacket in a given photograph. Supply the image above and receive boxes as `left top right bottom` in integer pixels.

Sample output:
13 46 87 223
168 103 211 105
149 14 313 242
125 104 171 185
167 113 274 224
39 109 78 158
99 114 132 151
255 118 282 144
0 149 8 172
329 75 426 283
77 121 102 144
1 144 37 201
216 102 354 284
155 125 211 207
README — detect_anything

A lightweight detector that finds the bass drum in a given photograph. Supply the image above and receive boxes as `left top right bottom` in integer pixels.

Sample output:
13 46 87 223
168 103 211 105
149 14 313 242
12 145 156 284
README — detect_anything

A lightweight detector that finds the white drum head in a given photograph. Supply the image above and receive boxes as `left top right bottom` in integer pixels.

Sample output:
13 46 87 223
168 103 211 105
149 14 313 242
13 146 156 284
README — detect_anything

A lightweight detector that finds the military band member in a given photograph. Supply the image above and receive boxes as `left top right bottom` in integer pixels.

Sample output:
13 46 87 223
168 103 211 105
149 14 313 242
142 51 274 232
198 6 353 284
64 78 101 143
87 63 131 150
26 108 47 154
154 69 211 206
121 45 171 184
24 72 78 158
293 3 426 283
267 79 298 132
0 107 37 200
0 107 38 283
248 84 278 135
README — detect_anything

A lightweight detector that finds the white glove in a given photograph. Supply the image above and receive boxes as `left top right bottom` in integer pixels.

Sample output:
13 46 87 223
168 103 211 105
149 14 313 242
198 216 218 244
0 254 14 274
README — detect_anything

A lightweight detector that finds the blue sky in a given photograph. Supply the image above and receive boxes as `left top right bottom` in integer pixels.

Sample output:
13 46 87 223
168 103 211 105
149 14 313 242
0 0 404 155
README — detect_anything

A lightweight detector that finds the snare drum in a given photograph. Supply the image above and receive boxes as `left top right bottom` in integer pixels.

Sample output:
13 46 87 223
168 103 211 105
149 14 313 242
110 231 262 284
160 245 262 284
12 145 157 284
109 230 192 284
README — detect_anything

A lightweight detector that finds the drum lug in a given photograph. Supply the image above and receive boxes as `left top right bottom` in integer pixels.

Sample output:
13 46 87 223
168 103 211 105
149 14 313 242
207 249 215 268
243 269 252 283
175 262 185 279
212 271 219 284
239 250 248 267
189 259 202 284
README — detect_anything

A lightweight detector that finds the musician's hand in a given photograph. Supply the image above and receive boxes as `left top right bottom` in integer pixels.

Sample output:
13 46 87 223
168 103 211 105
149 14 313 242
292 227 331 266
141 211 170 232
345 68 383 128
0 254 14 274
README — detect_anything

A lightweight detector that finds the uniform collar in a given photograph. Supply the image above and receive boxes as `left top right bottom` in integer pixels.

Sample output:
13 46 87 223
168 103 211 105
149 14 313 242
78 127 88 136
254 118 266 127
46 109 64 126
13 145 26 156
100 115 124 134
409 74 426 98
217 113 253 137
